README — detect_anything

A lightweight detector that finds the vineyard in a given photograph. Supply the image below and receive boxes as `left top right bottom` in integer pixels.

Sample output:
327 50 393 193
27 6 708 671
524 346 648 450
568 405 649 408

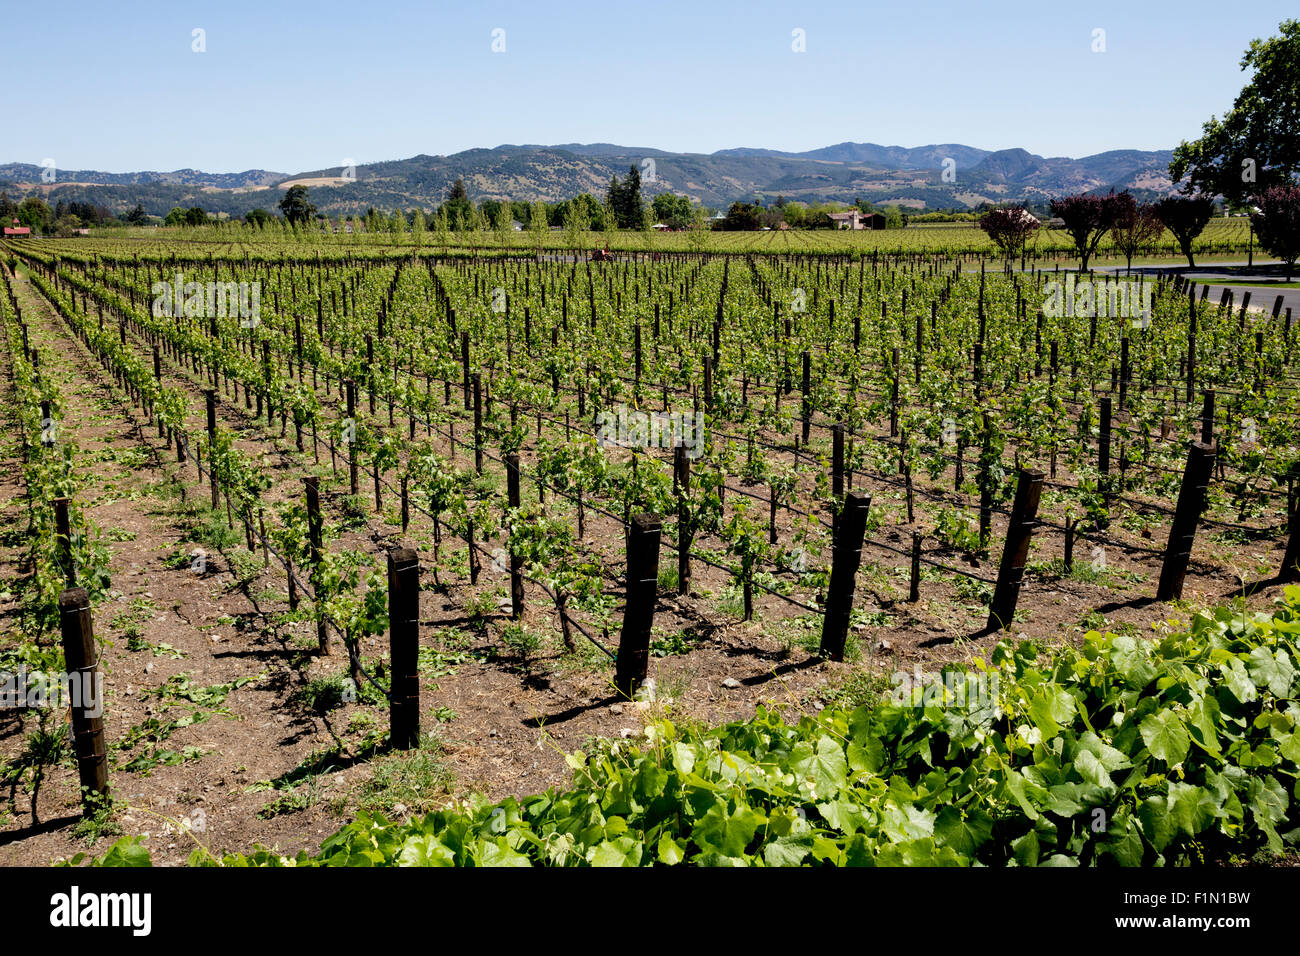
88 215 1260 260
2 233 1298 866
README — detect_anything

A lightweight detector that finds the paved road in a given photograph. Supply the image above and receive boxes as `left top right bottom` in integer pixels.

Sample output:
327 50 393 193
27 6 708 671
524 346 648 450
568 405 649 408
1090 262 1300 319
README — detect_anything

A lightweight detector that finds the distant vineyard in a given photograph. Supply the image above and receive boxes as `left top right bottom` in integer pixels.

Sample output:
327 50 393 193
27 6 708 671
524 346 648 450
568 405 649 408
74 217 1259 260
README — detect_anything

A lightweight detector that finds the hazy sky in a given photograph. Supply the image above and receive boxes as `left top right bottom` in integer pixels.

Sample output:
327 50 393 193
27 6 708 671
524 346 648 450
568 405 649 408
4 0 1291 173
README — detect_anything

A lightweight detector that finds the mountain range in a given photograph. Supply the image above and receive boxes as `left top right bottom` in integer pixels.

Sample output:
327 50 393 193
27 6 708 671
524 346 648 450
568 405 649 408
0 142 1177 218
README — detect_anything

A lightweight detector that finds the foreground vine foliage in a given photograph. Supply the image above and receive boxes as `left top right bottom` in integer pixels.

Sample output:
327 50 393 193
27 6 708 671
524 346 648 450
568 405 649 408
76 591 1300 867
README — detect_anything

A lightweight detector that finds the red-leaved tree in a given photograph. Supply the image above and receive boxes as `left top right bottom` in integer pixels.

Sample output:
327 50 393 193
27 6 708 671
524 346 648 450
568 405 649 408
1108 192 1164 274
1050 192 1122 273
979 205 1040 262
1251 185 1300 280
1154 195 1216 268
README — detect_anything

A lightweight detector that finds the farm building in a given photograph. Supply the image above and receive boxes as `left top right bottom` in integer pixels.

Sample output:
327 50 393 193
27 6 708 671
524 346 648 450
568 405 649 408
3 226 31 236
828 210 886 230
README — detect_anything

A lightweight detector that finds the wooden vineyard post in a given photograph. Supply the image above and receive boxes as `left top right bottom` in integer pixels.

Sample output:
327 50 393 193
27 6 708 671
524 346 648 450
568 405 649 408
506 453 524 619
153 345 165 437
832 423 844 499
59 587 108 817
1186 288 1197 404
1200 389 1215 445
204 388 219 510
634 323 642 390
909 531 921 603
987 469 1045 632
304 477 329 655
831 422 844 536
768 481 778 544
1063 514 1077 573
819 492 871 662
1098 396 1112 506
401 475 409 533
1118 337 1130 412
345 379 359 496
387 546 420 750
473 373 483 474
978 412 993 546
1156 441 1216 602
1281 496 1300 582
674 445 691 596
365 333 376 414
890 347 900 438
53 496 76 586
914 315 923 385
614 514 663 699
800 350 811 442
461 330 471 410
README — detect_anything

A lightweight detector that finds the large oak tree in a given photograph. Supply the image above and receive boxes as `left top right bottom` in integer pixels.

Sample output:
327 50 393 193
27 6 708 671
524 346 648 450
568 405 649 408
1170 20 1300 204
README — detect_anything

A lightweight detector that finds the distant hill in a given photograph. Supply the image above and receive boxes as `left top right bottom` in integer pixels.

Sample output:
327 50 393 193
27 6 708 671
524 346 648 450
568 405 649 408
0 142 1177 219
0 164 284 189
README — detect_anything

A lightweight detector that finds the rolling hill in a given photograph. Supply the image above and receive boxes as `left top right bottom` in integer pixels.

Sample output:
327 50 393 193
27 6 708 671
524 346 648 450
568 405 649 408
0 142 1177 219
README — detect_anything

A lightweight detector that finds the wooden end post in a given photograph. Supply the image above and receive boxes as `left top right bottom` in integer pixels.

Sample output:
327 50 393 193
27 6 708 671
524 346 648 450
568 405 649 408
987 469 1045 631
819 492 871 662
387 546 420 750
615 514 663 699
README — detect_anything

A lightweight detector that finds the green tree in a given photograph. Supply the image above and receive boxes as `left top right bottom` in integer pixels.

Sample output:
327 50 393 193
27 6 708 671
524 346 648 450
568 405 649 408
562 202 587 248
720 202 761 231
530 199 549 253
412 207 426 246
434 205 451 246
442 177 473 230
651 192 693 229
620 164 644 228
686 206 710 252
595 199 617 233
1170 20 1300 204
17 197 52 232
279 185 317 225
494 198 513 233
604 166 645 229
605 175 623 228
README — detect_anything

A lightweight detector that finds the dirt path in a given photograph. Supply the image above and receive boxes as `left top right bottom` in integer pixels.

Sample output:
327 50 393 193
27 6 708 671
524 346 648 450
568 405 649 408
0 268 364 864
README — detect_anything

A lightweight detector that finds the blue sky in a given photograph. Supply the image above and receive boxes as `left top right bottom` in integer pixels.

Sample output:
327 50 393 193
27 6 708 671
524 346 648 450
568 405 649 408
4 0 1293 173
